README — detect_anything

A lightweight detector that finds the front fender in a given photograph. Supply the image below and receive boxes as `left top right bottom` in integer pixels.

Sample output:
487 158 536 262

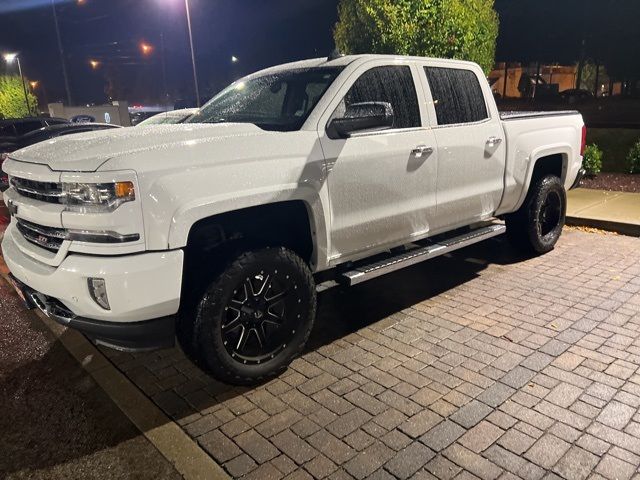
167 184 330 271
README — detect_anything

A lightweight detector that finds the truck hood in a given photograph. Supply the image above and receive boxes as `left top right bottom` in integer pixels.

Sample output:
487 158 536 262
9 123 270 172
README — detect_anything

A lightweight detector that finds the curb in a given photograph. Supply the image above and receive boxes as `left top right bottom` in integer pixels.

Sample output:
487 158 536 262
566 216 640 237
0 268 230 480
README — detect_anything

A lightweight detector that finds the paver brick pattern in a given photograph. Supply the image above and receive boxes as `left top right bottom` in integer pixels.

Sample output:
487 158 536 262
101 231 640 479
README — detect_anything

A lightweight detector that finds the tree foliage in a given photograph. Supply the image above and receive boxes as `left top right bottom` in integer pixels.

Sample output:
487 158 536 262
0 75 38 119
334 0 499 73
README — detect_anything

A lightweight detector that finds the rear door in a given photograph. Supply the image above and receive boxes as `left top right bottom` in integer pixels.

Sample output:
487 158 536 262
420 64 506 231
318 61 438 262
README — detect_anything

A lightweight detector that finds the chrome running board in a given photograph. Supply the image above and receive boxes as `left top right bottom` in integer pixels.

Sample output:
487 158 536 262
341 224 506 286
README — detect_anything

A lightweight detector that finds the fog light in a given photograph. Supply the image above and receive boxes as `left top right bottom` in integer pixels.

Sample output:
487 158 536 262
88 278 110 310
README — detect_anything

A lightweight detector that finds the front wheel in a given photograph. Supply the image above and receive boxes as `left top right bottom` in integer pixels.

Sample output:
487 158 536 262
191 247 316 385
506 174 567 254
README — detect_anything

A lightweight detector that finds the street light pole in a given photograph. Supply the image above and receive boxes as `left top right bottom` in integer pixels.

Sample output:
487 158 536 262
51 0 72 105
160 32 168 102
15 57 31 114
184 0 200 107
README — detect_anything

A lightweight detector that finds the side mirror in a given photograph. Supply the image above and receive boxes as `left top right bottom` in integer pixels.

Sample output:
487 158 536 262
327 102 394 139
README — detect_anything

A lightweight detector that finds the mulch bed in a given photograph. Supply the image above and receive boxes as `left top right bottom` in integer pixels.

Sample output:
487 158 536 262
580 173 640 193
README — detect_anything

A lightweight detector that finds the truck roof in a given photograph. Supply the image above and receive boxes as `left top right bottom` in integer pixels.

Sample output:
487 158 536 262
253 54 479 76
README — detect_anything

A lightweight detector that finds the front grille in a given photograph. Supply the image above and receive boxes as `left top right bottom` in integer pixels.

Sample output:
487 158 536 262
16 219 67 252
10 177 64 204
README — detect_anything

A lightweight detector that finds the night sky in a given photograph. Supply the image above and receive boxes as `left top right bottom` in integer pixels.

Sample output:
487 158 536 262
0 0 339 105
0 0 586 106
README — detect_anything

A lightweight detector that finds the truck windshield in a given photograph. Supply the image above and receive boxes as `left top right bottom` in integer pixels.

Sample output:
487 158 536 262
187 67 343 132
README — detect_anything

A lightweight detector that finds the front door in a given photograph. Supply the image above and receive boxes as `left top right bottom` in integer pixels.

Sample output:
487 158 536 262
318 63 438 262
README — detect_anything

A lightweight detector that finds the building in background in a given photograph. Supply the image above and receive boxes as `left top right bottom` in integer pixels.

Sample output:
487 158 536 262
489 63 623 99
48 101 131 126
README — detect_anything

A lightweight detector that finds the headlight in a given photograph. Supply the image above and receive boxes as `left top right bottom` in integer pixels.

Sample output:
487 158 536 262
63 181 135 213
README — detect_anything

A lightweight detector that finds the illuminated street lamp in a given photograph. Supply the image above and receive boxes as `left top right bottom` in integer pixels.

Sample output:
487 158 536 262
89 59 100 69
29 81 39 89
231 56 239 63
3 53 31 114
51 0 72 105
140 42 154 56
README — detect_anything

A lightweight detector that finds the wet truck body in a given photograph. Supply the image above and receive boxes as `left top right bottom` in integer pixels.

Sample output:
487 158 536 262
2 55 585 383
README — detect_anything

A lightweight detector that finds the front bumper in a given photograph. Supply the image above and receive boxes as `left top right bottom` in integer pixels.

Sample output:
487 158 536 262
2 222 184 350
8 274 175 351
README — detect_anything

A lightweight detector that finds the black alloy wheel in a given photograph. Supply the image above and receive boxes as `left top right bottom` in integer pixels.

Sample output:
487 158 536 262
191 247 316 384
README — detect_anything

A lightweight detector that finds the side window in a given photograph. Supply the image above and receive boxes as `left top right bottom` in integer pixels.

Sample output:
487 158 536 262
14 121 44 136
424 67 488 126
339 66 421 129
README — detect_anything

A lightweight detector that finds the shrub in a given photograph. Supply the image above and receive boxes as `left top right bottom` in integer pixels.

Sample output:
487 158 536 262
627 140 640 174
334 0 499 74
582 144 603 176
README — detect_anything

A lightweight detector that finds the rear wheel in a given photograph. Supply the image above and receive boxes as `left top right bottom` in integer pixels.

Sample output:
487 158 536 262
506 174 566 254
190 247 316 385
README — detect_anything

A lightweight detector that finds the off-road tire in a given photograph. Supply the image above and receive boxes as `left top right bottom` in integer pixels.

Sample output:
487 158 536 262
190 247 316 385
506 174 566 254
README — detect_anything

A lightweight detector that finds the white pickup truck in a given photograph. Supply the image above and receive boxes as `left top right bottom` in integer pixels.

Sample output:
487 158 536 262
2 55 585 384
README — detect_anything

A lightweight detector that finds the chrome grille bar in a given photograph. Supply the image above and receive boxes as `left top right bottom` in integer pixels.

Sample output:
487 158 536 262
10 177 64 204
16 219 66 252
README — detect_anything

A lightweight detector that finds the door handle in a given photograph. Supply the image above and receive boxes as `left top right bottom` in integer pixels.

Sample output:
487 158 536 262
411 145 434 158
486 136 503 146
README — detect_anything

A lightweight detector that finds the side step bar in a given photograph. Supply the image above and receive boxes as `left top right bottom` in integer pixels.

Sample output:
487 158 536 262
341 224 506 286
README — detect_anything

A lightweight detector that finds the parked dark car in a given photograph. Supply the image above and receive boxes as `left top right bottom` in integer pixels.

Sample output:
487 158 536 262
0 122 121 191
0 153 9 191
559 88 594 103
0 117 69 146
1 117 67 190
14 122 122 148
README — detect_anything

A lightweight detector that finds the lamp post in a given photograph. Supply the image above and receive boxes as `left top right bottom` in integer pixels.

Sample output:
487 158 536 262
184 0 200 107
51 0 72 105
4 53 31 115
161 0 200 106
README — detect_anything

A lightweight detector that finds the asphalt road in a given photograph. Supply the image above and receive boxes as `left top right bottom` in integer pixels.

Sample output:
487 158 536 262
0 273 182 480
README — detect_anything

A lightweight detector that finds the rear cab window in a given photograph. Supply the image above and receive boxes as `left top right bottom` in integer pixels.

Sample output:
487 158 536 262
424 66 488 126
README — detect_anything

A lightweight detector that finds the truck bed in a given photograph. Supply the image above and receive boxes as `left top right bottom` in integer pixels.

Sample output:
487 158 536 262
500 110 580 121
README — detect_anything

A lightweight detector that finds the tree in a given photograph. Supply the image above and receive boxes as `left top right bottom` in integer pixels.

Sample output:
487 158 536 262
0 75 38 119
334 0 499 73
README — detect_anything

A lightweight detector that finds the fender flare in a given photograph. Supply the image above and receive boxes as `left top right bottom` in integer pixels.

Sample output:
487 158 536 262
513 143 572 212
167 185 330 270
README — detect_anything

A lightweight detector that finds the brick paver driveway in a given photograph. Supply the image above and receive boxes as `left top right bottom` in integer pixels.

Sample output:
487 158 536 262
103 230 640 480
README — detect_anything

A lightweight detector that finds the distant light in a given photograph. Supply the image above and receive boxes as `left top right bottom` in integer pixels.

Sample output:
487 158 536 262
89 59 100 69
140 42 154 56
77 0 86 4
29 81 38 89
3 53 17 63
231 56 239 63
